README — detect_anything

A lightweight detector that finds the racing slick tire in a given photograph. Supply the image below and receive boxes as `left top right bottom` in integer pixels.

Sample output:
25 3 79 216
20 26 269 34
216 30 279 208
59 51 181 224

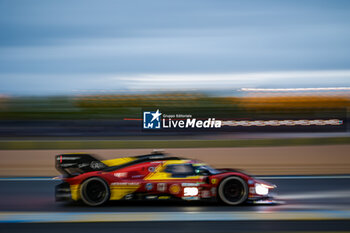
80 177 110 206
218 176 248 205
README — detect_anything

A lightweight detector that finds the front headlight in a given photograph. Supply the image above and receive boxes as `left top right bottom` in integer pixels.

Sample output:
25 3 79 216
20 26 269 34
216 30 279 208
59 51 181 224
255 183 269 195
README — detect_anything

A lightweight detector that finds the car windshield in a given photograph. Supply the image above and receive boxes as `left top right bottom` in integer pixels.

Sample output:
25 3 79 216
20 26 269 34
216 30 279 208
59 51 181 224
164 164 195 177
193 165 221 175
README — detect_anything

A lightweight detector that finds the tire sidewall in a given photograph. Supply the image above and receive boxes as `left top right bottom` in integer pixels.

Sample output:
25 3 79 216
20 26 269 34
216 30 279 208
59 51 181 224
80 177 110 206
218 176 248 205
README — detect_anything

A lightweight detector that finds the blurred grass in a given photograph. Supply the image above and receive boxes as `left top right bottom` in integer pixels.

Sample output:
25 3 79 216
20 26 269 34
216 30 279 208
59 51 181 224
0 137 349 150
0 94 349 120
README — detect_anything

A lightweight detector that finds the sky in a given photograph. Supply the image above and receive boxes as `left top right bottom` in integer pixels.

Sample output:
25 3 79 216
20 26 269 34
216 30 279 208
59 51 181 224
0 0 350 95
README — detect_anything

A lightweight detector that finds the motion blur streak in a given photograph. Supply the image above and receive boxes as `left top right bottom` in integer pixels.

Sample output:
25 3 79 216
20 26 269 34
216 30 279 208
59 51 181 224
277 190 350 200
115 70 350 90
222 119 343 127
242 87 350 92
1 210 350 223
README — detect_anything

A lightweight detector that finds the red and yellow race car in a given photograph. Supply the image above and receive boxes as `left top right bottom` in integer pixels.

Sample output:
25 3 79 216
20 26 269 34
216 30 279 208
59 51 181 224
55 151 276 206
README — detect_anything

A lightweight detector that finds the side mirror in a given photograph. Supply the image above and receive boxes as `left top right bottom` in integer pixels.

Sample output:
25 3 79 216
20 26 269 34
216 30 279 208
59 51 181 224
195 168 210 176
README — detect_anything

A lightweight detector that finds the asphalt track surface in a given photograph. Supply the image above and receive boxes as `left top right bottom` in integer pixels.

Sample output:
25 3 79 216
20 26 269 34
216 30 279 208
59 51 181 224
0 177 350 232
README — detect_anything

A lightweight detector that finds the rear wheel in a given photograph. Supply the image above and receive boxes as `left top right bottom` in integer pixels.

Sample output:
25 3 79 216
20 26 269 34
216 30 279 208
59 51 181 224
80 177 110 206
218 176 248 205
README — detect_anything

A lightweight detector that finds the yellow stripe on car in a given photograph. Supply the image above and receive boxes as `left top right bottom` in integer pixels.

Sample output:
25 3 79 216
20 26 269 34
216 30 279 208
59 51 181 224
70 184 80 201
109 184 140 200
102 157 135 166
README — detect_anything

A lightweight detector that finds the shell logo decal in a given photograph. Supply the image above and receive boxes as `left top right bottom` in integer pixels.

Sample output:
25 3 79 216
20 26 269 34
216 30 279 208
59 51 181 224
211 178 218 184
169 184 181 194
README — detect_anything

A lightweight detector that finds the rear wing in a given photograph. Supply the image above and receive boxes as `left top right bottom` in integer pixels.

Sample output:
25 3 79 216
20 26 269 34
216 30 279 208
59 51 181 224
55 153 107 177
55 151 170 176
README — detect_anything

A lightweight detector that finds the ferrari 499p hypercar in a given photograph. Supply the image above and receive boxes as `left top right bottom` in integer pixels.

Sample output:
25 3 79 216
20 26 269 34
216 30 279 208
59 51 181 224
55 151 276 206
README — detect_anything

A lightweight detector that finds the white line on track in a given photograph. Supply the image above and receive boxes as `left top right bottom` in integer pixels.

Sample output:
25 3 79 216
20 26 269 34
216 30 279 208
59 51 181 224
0 210 350 223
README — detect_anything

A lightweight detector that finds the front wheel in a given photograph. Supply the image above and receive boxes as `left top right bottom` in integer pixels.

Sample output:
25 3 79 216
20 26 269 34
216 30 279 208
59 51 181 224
80 177 110 206
218 176 248 205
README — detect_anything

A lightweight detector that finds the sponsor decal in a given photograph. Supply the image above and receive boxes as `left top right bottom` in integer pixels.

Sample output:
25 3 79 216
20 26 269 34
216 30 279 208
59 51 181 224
60 163 76 167
124 194 133 200
211 178 218 184
182 196 200 200
158 196 170 200
143 109 162 129
78 163 89 168
114 172 127 178
111 182 140 186
248 179 254 184
157 183 167 192
148 166 156 172
169 184 181 194
145 183 153 191
90 161 105 170
145 195 157 200
211 187 216 196
201 190 211 198
181 183 200 187
57 156 80 161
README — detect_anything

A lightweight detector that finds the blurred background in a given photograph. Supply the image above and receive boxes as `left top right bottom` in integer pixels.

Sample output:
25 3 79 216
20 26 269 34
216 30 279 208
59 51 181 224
0 0 350 232
1 0 350 176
